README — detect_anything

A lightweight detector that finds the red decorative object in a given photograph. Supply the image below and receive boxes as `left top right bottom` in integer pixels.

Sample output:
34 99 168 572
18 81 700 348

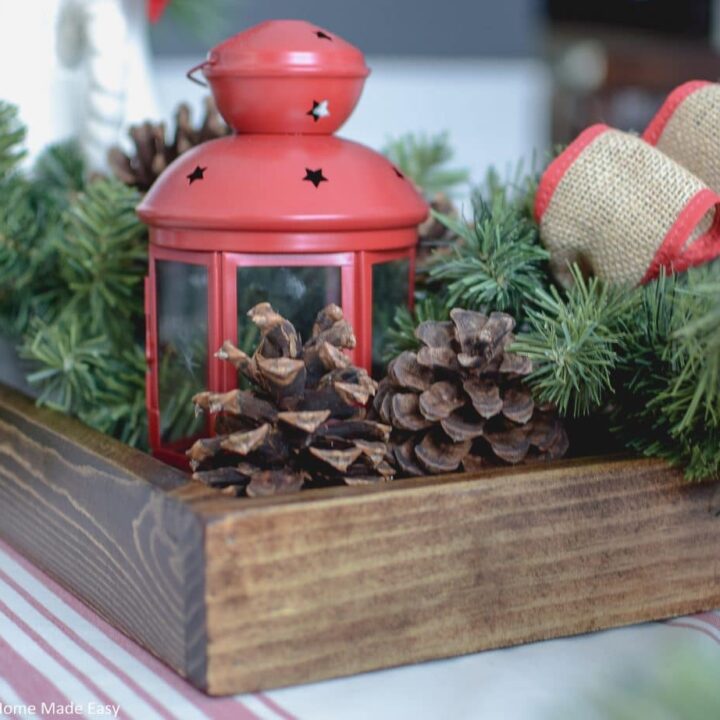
138 20 428 466
147 0 171 23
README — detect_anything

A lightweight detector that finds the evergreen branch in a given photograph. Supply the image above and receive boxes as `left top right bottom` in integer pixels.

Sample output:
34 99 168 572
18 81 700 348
20 314 114 413
0 102 26 178
60 178 147 337
671 278 720 430
513 265 635 417
0 174 70 335
383 294 451 361
0 176 45 289
477 147 564 223
33 141 86 200
481 162 539 222
612 262 720 480
78 344 148 448
427 194 549 319
0 138 84 336
163 0 236 41
20 313 149 448
382 131 469 197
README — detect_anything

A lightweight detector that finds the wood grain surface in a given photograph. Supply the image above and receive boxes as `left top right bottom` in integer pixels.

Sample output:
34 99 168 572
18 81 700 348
0 385 208 687
0 383 719 695
199 458 720 694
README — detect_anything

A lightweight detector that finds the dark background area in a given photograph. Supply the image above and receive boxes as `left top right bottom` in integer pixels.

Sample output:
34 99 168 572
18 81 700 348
152 0 716 58
548 0 712 39
150 0 539 57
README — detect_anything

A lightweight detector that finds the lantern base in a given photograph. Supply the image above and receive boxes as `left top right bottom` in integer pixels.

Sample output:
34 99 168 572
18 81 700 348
152 444 194 472
1 383 718 695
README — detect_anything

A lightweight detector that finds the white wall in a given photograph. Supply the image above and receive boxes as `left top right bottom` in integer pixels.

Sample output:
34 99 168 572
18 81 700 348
0 0 551 195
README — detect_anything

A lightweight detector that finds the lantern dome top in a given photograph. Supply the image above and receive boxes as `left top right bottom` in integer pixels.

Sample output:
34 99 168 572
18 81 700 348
204 20 369 79
137 134 428 244
192 20 370 133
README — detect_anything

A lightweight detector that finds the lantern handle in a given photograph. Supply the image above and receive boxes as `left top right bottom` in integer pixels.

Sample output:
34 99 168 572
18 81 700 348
186 61 209 87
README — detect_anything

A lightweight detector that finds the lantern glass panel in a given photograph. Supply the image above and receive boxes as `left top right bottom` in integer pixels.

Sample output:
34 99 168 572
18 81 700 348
236 266 341 347
156 260 209 445
372 259 410 374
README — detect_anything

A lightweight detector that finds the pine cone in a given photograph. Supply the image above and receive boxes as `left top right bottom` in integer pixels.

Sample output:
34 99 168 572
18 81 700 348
108 97 230 192
188 303 394 497
375 308 569 475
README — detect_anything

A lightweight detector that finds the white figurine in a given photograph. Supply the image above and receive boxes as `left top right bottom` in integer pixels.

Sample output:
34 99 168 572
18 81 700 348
0 0 160 172
57 0 160 171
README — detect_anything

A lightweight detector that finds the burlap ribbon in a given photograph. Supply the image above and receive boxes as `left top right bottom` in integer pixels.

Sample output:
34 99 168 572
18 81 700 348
536 84 720 287
644 81 720 193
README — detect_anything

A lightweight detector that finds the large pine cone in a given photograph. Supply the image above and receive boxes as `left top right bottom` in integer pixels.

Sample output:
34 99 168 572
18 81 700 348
188 303 394 497
108 97 229 192
375 308 569 475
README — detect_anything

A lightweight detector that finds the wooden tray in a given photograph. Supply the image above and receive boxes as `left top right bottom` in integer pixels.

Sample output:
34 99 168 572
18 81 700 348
0 384 718 695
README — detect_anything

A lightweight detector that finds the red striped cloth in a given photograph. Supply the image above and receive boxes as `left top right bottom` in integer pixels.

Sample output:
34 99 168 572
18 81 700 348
0 539 295 720
0 536 717 720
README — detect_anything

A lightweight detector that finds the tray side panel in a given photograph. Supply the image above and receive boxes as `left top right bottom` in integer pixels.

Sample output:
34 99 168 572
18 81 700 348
0 386 208 687
203 459 720 694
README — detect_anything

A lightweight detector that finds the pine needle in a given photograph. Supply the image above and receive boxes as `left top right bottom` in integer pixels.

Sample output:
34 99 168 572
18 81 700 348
427 194 549 320
613 262 720 480
383 294 450 361
382 131 469 197
0 101 26 178
60 178 147 338
513 265 635 417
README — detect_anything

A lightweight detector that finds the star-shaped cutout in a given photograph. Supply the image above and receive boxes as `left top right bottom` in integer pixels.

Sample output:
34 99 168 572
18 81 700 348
303 168 328 188
187 165 206 184
307 99 331 122
315 30 333 40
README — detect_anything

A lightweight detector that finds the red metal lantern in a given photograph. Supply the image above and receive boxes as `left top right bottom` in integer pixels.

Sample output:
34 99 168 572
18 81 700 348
138 20 428 466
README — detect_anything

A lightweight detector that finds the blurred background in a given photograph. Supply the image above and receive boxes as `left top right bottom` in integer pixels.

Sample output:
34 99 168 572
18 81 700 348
2 0 720 192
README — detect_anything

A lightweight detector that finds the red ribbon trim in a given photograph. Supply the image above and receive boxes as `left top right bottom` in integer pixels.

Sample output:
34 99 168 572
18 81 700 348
534 124 609 223
642 80 711 146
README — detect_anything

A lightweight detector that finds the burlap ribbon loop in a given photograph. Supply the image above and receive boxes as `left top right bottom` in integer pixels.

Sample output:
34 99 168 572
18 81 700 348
536 123 720 286
644 80 720 193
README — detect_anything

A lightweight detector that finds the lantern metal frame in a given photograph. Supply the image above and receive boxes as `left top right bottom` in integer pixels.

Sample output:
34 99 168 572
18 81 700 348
146 241 415 466
139 20 427 467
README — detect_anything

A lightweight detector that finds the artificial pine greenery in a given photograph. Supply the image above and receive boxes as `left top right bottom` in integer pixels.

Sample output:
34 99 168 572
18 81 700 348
383 158 553 361
382 131 469 196
0 101 215 449
0 170 68 337
60 178 147 336
16 173 151 447
382 294 450 361
612 262 720 480
0 101 152 448
513 265 633 417
427 196 550 319
482 162 540 223
33 140 86 201
515 260 720 479
22 314 117 414
0 102 26 177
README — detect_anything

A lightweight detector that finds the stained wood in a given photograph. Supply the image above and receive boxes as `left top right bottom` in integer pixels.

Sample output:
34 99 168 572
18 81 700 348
199 459 720 693
0 383 718 695
0 386 208 686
